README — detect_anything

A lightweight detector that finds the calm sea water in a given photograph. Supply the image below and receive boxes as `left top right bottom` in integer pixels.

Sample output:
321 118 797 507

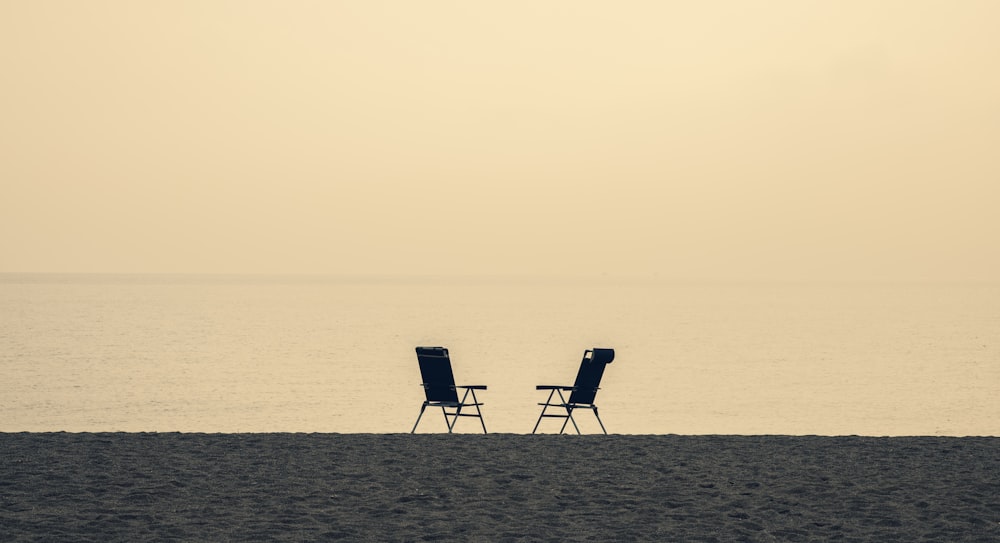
1 274 997 435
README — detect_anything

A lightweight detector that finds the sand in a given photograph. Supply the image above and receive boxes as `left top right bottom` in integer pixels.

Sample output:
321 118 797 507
0 433 997 542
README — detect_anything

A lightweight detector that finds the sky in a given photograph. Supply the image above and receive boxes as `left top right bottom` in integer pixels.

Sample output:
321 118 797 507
2 1 998 281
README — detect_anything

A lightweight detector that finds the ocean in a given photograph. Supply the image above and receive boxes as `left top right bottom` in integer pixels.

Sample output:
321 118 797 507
2 274 997 435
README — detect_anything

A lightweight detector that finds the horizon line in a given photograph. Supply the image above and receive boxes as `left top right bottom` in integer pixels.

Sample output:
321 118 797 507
0 271 996 286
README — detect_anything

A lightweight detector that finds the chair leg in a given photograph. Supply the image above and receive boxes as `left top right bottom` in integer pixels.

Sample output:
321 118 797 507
560 406 581 435
532 389 557 434
469 389 488 434
476 406 488 434
411 402 428 434
532 408 546 434
442 405 457 433
593 406 607 435
558 410 570 434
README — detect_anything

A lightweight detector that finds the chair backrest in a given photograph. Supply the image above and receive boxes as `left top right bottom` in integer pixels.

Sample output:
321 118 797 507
568 348 615 405
416 346 460 403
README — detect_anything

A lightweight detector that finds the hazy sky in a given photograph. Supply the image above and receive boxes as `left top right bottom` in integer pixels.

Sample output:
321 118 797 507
2 1 998 280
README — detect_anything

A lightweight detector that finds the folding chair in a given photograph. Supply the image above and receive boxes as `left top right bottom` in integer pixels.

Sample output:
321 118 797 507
411 346 488 433
533 348 615 434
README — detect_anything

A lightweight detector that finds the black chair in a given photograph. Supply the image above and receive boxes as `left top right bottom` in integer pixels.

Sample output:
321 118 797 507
533 348 615 434
411 346 488 433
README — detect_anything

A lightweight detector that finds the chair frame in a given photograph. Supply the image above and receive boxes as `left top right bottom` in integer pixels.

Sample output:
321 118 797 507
411 385 487 434
533 386 607 435
411 347 488 434
532 348 614 435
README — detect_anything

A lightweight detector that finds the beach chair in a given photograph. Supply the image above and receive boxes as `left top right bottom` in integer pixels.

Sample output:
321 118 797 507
411 346 488 434
533 348 615 434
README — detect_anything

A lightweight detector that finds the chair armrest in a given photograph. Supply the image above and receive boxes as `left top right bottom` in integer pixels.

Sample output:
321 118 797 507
536 385 575 390
457 385 487 390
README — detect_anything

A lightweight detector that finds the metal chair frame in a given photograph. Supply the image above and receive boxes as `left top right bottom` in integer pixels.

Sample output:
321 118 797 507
412 385 488 434
532 348 614 435
533 386 607 435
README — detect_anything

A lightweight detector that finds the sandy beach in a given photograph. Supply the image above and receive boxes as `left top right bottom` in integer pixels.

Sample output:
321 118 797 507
0 433 997 542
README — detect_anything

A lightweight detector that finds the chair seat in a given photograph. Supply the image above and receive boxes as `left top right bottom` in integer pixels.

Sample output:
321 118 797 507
426 401 485 408
537 402 595 408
